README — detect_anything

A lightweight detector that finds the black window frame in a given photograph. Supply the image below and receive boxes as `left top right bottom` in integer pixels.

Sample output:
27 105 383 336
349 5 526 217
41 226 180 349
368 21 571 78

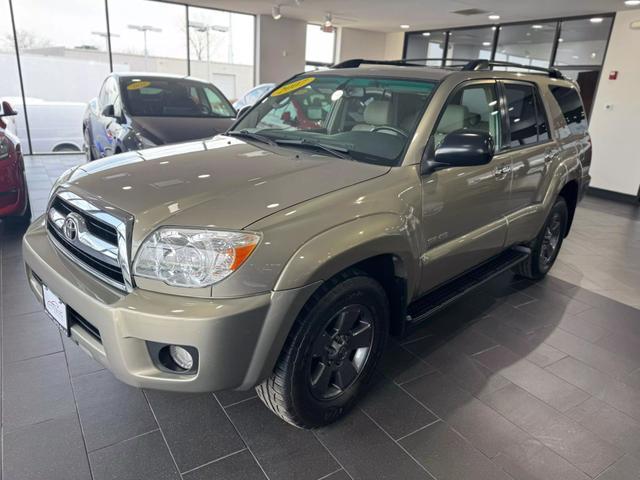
498 80 553 151
426 79 507 162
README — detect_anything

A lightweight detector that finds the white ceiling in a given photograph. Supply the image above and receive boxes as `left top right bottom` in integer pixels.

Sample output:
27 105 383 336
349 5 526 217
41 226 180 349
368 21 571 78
183 0 638 32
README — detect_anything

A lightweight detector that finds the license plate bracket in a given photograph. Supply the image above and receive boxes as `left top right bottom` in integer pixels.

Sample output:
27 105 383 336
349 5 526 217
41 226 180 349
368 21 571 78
43 284 70 336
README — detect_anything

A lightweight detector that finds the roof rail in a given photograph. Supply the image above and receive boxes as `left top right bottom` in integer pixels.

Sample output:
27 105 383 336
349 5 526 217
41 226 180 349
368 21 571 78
462 60 564 79
331 57 565 79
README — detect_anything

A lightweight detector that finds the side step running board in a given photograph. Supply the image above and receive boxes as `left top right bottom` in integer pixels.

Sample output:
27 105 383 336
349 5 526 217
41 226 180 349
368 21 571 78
406 246 531 325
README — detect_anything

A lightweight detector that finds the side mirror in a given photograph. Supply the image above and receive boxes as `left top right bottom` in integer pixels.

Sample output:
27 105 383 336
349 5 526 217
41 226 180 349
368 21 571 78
425 129 494 173
0 101 18 118
101 104 116 117
236 105 251 119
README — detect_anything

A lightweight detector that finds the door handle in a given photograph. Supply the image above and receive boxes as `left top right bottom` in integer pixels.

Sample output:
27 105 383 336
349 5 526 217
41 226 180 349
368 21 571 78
493 164 511 178
545 151 559 164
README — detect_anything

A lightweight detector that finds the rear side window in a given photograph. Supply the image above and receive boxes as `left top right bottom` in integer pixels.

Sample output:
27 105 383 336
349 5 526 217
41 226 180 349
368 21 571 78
503 83 549 148
549 86 587 136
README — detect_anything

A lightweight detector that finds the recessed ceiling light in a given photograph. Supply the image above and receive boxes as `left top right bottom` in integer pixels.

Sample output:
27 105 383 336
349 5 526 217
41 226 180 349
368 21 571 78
625 0 640 6
590 17 604 23
422 32 431 36
558 37 564 42
572 55 580 59
488 14 500 20
532 24 543 29
591 52 598 58
400 24 410 29
482 41 491 46
271 5 281 20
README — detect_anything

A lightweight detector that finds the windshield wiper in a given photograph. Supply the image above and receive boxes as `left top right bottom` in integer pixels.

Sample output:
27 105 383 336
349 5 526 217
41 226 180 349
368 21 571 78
226 129 277 147
273 138 351 159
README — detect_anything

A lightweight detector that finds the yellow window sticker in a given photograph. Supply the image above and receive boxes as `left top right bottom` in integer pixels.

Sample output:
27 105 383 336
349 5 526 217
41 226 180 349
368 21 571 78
271 77 315 97
127 80 152 91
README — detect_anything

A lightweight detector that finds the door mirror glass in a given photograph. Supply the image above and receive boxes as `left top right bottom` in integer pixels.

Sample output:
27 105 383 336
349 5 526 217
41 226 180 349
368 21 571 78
433 129 495 168
101 104 116 117
0 101 18 118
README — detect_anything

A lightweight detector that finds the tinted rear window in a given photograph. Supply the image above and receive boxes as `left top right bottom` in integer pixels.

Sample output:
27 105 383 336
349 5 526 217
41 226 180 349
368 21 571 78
549 86 587 136
504 83 549 147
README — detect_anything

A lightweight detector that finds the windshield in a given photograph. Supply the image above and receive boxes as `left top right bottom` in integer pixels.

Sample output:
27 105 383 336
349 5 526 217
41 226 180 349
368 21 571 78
120 77 235 118
233 75 437 165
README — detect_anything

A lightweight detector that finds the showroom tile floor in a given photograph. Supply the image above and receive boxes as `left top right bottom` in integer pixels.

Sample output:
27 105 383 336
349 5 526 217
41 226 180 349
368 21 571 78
1 154 640 479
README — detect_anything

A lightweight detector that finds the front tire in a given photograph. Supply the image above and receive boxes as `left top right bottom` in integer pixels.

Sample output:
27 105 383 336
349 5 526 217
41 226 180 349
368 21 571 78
256 270 389 428
514 196 568 280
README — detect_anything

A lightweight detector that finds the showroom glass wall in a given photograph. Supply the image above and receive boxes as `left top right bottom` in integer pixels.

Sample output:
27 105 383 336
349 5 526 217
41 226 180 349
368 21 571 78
1 0 255 154
403 14 614 118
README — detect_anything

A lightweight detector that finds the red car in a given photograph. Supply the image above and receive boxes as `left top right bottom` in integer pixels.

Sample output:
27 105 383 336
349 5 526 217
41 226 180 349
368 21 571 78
0 101 30 226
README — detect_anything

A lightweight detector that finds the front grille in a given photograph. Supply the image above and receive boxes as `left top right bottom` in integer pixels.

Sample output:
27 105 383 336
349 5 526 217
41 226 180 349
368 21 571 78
47 190 133 292
47 222 125 284
68 307 101 341
51 196 118 244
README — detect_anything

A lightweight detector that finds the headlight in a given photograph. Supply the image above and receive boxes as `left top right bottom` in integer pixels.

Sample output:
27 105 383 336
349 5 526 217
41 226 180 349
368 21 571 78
133 228 260 288
0 139 9 160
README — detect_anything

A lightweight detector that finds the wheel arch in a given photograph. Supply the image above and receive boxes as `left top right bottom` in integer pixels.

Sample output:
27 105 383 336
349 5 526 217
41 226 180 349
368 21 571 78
558 180 579 236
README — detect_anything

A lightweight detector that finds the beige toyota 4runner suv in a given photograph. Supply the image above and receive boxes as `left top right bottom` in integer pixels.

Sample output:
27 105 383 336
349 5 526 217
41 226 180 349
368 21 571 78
23 59 591 428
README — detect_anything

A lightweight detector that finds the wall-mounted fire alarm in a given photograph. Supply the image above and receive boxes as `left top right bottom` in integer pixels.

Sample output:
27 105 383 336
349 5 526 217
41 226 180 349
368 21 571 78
609 70 619 80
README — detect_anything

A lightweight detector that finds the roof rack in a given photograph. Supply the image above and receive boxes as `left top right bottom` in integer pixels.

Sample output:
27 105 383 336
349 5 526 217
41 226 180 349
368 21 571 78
463 60 564 79
331 58 564 79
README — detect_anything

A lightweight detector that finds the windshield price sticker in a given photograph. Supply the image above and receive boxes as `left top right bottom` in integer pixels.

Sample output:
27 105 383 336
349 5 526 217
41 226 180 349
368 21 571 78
271 77 315 97
127 81 152 91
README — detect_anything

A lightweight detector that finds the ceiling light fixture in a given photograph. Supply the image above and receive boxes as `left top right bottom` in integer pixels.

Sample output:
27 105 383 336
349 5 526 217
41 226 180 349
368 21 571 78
272 5 282 20
532 24 543 29
590 17 604 23
624 0 640 6
324 13 333 28
422 32 431 36
400 24 410 29
482 41 491 46
488 14 500 20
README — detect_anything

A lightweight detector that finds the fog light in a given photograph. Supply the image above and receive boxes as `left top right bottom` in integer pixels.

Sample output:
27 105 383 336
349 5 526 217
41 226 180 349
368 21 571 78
169 345 193 370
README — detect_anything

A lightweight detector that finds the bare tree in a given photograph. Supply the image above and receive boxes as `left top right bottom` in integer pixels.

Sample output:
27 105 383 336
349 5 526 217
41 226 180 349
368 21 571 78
3 30 51 51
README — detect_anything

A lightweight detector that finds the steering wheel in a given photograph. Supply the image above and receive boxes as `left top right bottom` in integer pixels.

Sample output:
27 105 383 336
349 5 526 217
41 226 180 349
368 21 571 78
371 126 409 138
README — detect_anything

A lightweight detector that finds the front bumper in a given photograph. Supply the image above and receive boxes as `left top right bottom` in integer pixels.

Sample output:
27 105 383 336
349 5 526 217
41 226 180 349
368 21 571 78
23 218 316 392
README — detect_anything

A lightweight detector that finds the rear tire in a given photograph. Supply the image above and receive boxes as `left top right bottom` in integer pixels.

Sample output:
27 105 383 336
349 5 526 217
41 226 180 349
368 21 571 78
256 270 389 428
514 196 568 280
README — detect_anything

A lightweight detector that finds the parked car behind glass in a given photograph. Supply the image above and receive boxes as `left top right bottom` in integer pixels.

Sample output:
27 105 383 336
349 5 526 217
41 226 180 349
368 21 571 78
233 83 275 111
0 101 31 226
1 96 85 154
83 73 236 160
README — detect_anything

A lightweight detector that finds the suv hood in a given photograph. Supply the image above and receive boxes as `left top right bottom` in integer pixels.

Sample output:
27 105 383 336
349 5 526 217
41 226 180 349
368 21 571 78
63 136 390 235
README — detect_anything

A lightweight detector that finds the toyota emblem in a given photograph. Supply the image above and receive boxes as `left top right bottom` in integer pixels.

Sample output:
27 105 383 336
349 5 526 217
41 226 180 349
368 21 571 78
62 214 80 241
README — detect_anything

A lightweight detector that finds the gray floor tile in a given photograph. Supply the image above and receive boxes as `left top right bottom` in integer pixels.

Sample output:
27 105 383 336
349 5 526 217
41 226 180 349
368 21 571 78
378 340 436 385
145 390 245 473
399 421 512 480
596 330 640 365
4 414 91 480
73 370 157 452
320 470 352 480
316 409 431 480
62 335 105 377
493 438 590 480
404 371 529 459
2 311 63 363
360 373 437 440
544 328 639 378
547 356 640 422
482 383 622 477
89 430 180 480
2 288 42 317
566 397 640 453
3 351 76 431
475 346 589 412
596 454 640 480
183 450 267 480
215 388 257 407
226 398 338 480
